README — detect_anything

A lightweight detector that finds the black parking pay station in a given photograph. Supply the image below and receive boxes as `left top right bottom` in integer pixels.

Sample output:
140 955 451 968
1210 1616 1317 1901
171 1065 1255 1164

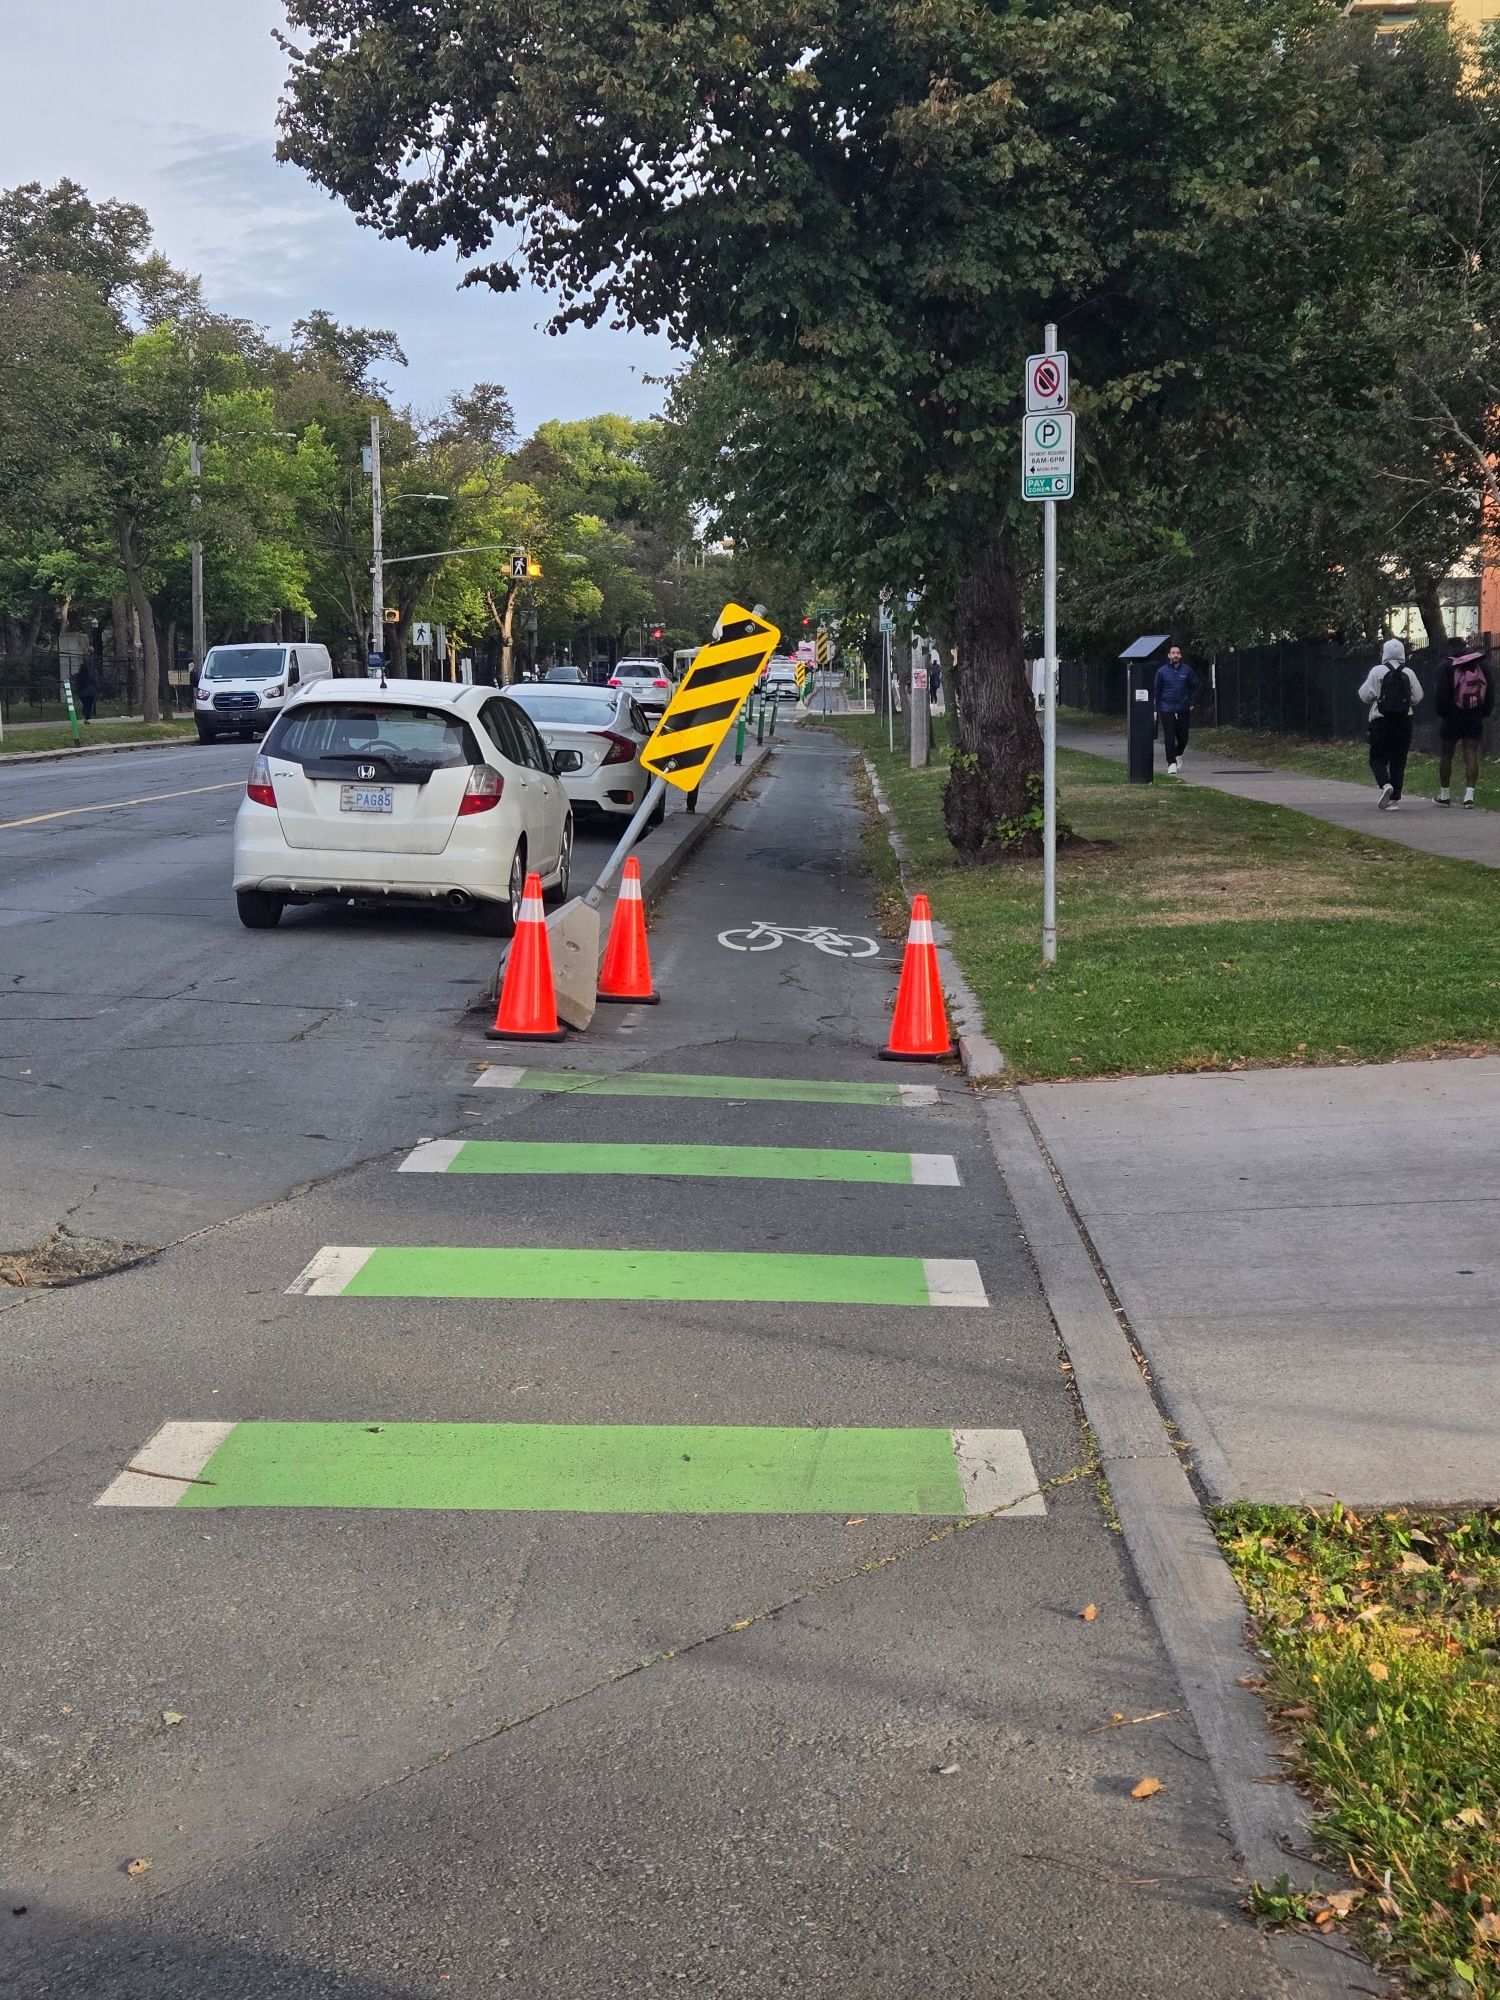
1119 634 1169 785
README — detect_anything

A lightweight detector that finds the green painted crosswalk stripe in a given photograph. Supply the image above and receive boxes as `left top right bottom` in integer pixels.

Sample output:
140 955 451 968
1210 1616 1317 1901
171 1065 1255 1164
399 1139 959 1185
288 1246 987 1308
96 1421 1046 1516
475 1066 939 1107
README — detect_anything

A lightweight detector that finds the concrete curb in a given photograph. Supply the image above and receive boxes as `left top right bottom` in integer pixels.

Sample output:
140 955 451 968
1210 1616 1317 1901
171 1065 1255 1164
982 1094 1385 1996
0 732 199 767
860 754 1006 1081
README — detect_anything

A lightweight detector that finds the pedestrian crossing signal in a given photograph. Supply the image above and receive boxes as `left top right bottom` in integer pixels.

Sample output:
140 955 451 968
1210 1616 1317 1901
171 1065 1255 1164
641 603 780 791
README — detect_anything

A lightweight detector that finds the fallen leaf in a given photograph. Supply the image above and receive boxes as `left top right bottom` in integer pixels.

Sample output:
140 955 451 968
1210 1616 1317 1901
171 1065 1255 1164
1130 1777 1162 1801
1081 1603 1097 1622
1397 1551 1431 1575
1367 1660 1390 1682
1455 1806 1488 1830
844 1517 867 1528
125 1859 151 1878
161 1711 183 1727
1278 1705 1315 1721
1475 1913 1500 1943
1321 1890 1362 1918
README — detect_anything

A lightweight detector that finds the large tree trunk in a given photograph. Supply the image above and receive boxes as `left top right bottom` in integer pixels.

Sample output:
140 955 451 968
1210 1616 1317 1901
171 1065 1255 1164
944 527 1043 859
1411 573 1447 652
117 512 162 723
111 593 131 675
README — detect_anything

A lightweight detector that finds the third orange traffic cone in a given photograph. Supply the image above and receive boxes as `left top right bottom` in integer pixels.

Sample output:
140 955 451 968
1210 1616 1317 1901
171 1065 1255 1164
879 893 955 1062
486 872 565 1041
598 856 659 1004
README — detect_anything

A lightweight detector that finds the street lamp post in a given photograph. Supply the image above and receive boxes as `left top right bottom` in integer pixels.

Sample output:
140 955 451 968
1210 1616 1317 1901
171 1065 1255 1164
368 416 384 652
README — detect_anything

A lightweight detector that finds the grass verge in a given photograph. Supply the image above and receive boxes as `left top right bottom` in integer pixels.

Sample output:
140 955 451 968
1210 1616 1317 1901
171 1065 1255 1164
0 719 197 756
1057 708 1473 800
830 713 1500 1080
1217 1505 1500 1997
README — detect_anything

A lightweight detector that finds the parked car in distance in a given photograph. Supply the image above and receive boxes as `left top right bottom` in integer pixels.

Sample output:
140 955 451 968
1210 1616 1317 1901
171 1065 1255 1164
543 663 584 683
195 642 334 742
232 678 573 934
762 656 801 700
608 656 674 718
503 683 663 827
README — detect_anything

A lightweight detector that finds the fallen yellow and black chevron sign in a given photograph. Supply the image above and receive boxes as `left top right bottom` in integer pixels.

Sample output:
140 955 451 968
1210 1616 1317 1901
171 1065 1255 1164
641 603 781 791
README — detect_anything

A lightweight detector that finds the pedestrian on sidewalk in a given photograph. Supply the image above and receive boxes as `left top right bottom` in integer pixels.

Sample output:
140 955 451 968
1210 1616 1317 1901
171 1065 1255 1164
1358 638 1423 811
1152 645 1198 775
1433 633 1493 810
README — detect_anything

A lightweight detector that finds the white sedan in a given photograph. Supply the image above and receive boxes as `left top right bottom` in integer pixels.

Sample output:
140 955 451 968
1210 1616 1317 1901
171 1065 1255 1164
502 682 663 827
232 678 573 933
608 657 676 719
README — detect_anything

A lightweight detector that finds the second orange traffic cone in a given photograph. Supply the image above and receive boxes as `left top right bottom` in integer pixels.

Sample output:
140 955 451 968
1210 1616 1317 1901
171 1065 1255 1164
598 856 659 1004
879 893 955 1062
485 872 566 1041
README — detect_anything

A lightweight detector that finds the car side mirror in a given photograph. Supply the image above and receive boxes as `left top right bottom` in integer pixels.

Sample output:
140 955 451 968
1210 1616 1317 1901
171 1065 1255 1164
552 748 584 774
288 664 300 685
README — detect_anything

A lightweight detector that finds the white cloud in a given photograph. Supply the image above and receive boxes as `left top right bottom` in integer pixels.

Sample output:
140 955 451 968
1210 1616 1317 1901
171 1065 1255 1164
0 0 678 428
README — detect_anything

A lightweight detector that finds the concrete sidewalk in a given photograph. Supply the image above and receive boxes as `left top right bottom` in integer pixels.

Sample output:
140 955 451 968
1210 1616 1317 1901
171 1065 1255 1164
1022 1057 1500 1506
1058 724 1500 869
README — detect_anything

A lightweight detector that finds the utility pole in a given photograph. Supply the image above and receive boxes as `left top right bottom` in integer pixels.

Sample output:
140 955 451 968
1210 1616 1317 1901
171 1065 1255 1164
369 415 384 653
189 435 206 671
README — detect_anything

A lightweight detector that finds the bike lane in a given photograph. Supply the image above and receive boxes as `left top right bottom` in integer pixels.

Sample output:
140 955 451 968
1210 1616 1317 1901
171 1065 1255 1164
6 729 1281 1996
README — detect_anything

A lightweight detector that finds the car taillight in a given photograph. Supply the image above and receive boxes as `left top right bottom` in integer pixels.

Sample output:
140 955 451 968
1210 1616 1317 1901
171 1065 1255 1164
607 677 621 687
246 756 276 808
592 730 636 766
458 765 505 815
653 678 669 688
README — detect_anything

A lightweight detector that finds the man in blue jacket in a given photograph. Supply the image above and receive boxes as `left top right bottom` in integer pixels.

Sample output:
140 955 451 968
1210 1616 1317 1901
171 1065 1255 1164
1152 645 1199 775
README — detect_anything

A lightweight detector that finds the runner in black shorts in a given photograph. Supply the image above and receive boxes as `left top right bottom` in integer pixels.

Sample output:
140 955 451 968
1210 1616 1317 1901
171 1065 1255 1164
1434 635 1494 809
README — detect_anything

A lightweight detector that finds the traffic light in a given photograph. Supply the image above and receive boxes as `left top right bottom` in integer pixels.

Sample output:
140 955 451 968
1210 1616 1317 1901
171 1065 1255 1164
801 615 811 628
650 624 664 641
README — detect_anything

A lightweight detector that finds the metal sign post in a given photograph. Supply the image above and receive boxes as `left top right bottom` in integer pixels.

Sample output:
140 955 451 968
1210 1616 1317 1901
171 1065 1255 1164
1024 328 1074 967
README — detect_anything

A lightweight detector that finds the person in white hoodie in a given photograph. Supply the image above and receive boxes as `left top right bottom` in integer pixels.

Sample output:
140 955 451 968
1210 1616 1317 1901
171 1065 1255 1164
1357 637 1423 810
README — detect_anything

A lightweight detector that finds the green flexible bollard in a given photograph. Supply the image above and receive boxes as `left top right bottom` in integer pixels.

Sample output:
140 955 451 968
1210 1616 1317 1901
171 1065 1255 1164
756 700 766 746
734 708 747 765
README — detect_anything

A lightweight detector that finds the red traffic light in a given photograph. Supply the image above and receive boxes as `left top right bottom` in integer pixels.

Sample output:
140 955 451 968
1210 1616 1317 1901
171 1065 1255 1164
801 616 811 627
650 625 664 640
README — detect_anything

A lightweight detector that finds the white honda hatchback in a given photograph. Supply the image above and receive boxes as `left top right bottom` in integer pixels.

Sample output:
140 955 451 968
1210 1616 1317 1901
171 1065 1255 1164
232 679 574 933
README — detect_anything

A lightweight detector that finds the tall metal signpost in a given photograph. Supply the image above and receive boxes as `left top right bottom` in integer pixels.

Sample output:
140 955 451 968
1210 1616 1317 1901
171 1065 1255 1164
1022 328 1074 967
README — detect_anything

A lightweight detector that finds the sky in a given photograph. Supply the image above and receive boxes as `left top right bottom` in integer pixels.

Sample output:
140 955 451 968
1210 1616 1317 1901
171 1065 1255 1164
0 0 678 431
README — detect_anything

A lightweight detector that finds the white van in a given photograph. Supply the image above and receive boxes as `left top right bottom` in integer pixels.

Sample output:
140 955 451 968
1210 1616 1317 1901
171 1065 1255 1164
194 642 334 742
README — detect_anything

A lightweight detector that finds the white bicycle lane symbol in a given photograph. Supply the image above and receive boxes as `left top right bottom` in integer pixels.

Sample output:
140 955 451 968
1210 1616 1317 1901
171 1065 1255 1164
717 920 880 959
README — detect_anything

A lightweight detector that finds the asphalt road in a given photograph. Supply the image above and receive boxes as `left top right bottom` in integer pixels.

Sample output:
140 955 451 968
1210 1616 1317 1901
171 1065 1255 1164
0 738 632 1252
1 727 1283 1997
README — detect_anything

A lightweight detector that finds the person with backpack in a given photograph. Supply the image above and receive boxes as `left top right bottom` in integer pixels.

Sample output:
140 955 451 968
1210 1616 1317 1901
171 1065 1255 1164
1357 637 1423 810
1433 633 1493 809
1152 644 1199 775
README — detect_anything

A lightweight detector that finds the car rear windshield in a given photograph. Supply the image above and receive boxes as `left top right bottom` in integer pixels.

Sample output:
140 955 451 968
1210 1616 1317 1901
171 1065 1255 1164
264 703 477 775
508 691 619 726
203 648 287 681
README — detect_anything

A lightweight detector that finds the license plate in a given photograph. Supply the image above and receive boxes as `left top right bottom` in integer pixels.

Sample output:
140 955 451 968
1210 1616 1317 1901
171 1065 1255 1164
340 784 393 814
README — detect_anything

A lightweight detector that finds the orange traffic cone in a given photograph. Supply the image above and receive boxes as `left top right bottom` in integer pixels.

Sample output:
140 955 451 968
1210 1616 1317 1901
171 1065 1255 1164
879 894 955 1062
485 872 566 1041
598 856 660 1004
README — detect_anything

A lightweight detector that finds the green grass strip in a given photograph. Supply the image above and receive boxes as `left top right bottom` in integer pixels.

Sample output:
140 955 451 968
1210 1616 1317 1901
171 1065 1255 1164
444 1141 917 1182
345 1245 934 1305
504 1069 916 1105
181 1422 967 1514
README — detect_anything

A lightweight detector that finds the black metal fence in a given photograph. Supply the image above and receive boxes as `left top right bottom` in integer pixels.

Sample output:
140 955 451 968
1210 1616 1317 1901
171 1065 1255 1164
1060 634 1496 749
0 653 193 723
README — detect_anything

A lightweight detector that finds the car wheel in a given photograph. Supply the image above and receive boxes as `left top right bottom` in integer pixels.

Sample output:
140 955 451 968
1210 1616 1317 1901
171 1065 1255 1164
196 727 215 744
477 845 527 937
236 889 284 930
544 820 574 906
